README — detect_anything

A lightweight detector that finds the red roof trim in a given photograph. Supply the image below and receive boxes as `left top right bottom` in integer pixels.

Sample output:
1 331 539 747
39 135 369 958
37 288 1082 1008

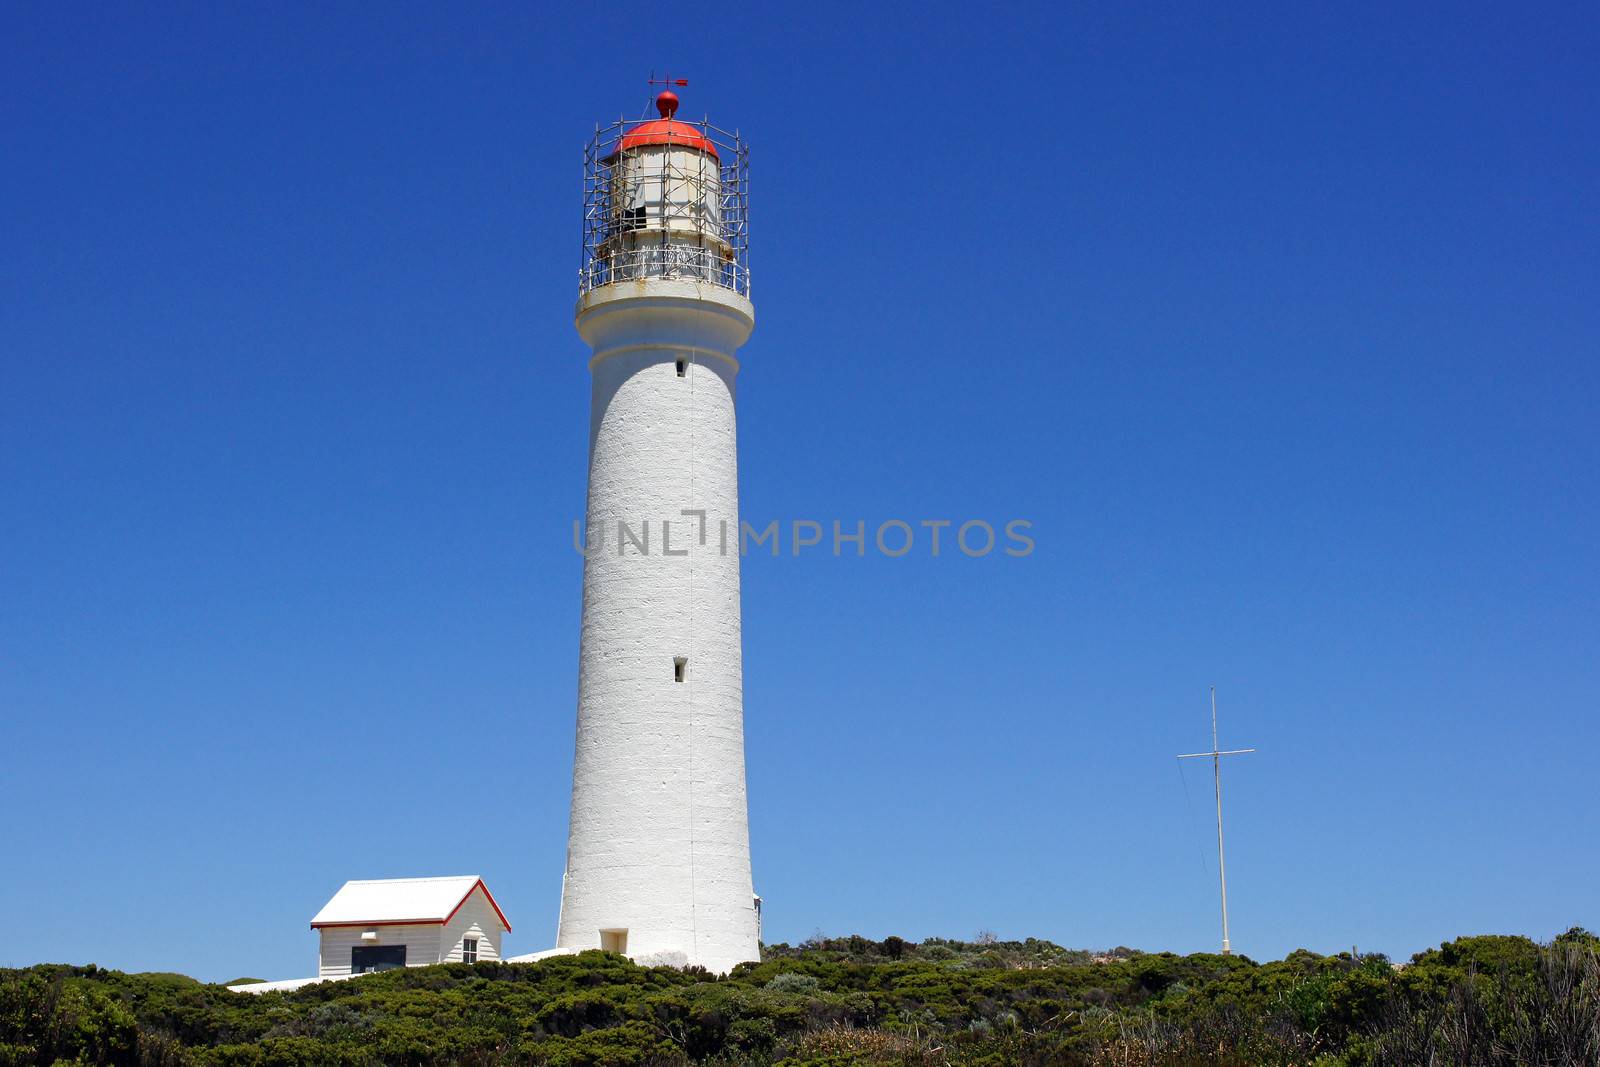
310 918 445 930
444 878 513 932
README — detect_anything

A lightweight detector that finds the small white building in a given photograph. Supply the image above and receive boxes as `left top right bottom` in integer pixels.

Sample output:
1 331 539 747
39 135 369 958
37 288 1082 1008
309 875 511 978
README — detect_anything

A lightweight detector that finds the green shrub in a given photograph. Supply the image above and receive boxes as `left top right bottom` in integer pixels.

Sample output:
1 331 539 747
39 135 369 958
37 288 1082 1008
763 974 819 995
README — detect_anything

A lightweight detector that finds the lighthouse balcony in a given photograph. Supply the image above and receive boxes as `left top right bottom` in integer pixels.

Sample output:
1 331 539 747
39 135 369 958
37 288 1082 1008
583 243 745 291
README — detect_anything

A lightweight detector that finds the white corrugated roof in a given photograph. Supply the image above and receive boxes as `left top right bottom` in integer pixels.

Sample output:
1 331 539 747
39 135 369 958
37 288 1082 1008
310 875 508 929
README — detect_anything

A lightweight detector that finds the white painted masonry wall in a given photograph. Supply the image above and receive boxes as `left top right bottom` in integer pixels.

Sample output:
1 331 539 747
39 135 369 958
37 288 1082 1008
559 278 760 974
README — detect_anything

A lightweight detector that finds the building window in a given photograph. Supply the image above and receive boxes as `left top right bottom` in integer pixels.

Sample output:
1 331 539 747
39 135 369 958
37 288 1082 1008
351 945 406 973
675 358 687 377
673 656 687 682
462 937 478 964
600 928 628 954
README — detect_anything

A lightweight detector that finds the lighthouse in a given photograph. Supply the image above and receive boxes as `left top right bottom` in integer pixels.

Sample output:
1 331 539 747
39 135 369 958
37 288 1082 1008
556 87 759 974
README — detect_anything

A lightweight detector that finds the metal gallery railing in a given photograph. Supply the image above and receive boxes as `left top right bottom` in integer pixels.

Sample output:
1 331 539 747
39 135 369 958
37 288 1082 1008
580 246 749 292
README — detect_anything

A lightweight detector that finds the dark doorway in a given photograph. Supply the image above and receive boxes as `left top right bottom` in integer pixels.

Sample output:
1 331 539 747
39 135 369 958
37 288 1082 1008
351 945 406 973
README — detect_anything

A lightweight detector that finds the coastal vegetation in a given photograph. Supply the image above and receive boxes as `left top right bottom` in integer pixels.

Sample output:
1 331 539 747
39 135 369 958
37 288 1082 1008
2 929 1596 1065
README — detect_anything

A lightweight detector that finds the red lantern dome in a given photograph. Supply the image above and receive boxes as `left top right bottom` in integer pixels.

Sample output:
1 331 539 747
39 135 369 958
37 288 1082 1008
609 90 720 159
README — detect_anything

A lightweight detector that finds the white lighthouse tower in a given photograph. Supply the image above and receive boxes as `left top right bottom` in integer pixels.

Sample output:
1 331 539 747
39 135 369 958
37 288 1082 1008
556 86 759 974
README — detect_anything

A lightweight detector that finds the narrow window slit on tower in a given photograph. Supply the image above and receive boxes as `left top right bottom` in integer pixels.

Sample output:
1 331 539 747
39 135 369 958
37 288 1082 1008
673 656 688 683
675 357 687 377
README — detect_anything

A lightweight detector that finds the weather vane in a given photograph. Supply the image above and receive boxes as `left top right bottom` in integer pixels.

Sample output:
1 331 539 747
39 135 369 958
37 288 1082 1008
646 74 690 118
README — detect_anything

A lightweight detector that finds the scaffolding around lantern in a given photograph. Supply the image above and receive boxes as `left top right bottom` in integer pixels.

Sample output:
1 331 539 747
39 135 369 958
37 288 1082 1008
579 115 750 298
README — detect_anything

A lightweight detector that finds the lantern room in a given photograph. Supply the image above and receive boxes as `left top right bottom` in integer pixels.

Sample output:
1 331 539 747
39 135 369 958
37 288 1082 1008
581 90 749 295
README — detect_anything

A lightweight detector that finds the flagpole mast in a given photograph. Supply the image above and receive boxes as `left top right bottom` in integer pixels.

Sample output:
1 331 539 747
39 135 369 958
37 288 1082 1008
1211 685 1231 955
1178 686 1255 956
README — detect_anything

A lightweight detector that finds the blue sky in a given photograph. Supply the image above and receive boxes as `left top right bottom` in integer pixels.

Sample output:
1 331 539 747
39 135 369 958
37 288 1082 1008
2 2 1596 982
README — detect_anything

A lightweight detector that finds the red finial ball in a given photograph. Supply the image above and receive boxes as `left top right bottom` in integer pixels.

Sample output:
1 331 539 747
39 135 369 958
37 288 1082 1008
655 90 679 118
